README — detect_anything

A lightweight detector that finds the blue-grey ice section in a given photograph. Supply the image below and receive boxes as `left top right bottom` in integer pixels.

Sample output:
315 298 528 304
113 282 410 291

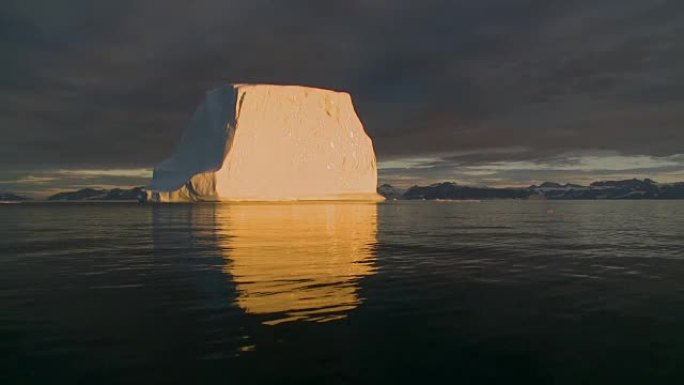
148 86 237 192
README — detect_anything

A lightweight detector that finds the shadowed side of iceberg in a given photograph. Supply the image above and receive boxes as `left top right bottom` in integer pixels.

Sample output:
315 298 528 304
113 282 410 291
147 86 237 200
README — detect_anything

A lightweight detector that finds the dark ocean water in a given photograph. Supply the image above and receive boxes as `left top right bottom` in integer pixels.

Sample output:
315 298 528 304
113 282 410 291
2 201 684 384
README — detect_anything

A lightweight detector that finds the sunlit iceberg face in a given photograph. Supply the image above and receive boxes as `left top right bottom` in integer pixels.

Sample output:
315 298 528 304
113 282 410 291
217 202 378 325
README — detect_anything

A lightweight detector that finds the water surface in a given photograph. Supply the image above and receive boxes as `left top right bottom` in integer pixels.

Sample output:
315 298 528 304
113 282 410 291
2 201 684 384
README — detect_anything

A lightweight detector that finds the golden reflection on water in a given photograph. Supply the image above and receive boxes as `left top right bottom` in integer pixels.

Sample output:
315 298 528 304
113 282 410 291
216 203 378 325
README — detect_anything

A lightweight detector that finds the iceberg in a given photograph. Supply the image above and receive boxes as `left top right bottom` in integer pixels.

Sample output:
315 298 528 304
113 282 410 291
147 84 382 202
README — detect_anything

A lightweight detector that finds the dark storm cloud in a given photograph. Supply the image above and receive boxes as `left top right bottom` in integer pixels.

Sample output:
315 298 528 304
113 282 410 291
1 0 683 184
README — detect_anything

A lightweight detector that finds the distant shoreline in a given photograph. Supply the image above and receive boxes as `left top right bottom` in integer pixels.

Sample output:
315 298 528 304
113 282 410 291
3 178 684 202
4 199 684 205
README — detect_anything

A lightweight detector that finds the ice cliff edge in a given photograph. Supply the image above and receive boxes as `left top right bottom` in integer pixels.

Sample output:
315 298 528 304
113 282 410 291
147 84 382 202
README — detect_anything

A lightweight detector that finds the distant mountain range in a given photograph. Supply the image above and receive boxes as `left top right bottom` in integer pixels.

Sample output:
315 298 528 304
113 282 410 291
0 192 30 202
47 187 146 201
379 179 684 200
3 179 684 202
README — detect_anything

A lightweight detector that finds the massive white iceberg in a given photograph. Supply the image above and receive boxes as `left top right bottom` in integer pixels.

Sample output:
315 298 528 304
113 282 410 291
147 84 382 202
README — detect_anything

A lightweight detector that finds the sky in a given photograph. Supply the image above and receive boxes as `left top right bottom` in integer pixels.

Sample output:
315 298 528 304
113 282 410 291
1 0 683 197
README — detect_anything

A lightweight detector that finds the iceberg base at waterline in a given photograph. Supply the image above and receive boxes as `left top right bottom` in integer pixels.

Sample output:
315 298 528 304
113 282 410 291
146 84 382 202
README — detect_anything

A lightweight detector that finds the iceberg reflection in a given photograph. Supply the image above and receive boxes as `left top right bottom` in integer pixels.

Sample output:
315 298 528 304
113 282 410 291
217 203 378 325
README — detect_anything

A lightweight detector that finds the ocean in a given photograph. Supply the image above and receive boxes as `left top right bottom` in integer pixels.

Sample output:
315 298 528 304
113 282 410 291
2 201 684 384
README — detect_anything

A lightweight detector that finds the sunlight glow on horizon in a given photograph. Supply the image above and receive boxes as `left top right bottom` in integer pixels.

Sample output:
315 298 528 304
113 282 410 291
3 150 684 197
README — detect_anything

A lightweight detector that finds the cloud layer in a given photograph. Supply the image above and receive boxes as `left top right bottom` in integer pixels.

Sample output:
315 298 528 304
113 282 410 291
1 0 683 194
